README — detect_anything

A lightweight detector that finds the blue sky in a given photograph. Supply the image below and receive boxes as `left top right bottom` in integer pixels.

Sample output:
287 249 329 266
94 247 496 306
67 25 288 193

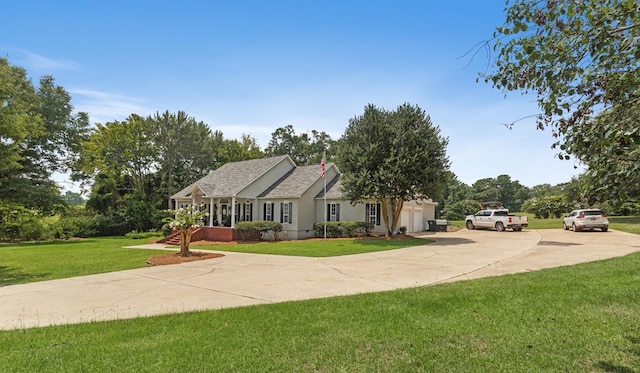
1 0 584 191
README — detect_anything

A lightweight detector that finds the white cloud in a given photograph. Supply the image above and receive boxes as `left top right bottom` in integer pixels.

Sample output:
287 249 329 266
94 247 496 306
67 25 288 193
14 49 80 71
70 89 153 124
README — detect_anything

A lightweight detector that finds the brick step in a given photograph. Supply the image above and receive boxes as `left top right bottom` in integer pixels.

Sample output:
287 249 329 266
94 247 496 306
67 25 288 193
165 238 181 245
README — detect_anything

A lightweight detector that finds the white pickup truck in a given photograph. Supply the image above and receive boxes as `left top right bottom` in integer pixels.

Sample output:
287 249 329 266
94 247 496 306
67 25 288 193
465 209 528 232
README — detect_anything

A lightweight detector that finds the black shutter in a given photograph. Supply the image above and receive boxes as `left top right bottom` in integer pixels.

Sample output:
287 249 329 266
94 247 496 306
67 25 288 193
376 203 381 225
365 203 370 221
270 203 274 221
263 203 266 220
327 204 330 221
249 203 253 221
280 202 284 223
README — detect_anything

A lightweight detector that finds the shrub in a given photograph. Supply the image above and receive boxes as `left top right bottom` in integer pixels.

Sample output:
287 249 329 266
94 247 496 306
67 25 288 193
0 202 51 242
125 230 162 239
235 221 283 241
340 221 359 237
441 199 482 220
522 195 571 218
314 221 373 238
614 201 640 216
161 223 173 237
55 206 97 238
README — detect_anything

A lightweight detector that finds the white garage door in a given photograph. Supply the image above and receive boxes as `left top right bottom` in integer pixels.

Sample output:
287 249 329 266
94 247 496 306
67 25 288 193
413 208 423 232
400 209 410 232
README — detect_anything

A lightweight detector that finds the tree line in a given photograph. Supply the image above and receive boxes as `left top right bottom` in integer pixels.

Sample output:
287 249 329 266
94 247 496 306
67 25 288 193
438 173 640 221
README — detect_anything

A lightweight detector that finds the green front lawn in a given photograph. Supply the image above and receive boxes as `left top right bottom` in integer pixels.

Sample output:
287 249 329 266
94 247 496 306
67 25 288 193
0 237 172 286
195 236 431 257
1 251 639 372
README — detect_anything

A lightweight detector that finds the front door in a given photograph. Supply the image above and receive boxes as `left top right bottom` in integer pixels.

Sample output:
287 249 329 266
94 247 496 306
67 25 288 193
202 203 210 226
221 203 230 227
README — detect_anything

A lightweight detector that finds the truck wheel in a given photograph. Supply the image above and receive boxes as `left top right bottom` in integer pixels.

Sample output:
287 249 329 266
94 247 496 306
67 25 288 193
495 222 505 232
466 220 474 230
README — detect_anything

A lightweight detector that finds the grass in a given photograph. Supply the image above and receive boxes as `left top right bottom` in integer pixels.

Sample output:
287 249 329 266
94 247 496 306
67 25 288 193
0 237 172 286
194 236 431 257
1 251 638 372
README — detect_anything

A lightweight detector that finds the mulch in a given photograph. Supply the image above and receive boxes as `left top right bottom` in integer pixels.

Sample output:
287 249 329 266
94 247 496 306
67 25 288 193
146 251 225 266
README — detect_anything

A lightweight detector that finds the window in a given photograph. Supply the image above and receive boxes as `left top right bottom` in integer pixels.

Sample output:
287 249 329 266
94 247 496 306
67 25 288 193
263 202 274 221
243 202 253 221
280 202 293 224
365 203 381 225
327 203 340 221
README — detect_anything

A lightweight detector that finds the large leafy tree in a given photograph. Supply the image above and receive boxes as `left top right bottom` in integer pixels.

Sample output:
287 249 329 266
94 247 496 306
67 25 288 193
265 124 333 165
75 114 162 233
75 108 266 233
149 110 221 208
471 175 530 211
77 114 156 195
0 58 89 212
437 171 472 217
0 59 41 176
482 0 640 202
215 133 264 167
337 103 449 235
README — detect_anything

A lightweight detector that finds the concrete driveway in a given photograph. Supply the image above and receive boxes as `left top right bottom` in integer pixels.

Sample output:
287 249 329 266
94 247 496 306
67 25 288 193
1 229 639 330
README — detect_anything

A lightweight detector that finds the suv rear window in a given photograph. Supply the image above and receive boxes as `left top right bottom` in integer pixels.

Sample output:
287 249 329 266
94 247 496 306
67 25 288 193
582 210 603 216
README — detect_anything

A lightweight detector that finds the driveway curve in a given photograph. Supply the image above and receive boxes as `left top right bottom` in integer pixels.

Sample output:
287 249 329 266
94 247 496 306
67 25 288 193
1 229 639 330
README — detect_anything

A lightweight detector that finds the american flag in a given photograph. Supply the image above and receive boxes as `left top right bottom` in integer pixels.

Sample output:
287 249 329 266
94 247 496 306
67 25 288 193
320 151 325 179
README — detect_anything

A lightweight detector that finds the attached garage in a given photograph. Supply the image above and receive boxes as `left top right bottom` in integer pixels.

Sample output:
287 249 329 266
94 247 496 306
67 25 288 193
400 206 425 233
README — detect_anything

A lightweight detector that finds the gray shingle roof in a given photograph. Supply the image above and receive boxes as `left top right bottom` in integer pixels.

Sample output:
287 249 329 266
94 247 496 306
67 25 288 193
315 174 343 199
259 163 328 198
171 155 292 199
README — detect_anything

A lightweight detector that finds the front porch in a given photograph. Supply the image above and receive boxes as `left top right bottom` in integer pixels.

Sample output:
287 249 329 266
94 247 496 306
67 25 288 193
157 226 241 245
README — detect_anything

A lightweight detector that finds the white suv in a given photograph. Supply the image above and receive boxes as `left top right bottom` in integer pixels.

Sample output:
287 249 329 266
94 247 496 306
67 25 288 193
563 209 609 232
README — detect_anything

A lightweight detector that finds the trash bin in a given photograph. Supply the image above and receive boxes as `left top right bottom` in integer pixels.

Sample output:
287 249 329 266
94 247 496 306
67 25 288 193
436 219 448 232
427 220 436 232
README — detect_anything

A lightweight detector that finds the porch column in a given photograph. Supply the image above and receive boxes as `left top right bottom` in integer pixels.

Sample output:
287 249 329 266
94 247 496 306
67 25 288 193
230 196 236 228
209 198 214 227
217 198 222 227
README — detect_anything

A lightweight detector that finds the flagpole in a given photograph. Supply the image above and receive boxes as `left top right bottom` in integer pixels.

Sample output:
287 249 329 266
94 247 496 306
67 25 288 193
322 149 327 240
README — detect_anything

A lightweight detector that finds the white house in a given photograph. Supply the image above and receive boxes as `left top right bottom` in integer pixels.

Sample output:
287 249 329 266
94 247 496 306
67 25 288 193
167 155 436 241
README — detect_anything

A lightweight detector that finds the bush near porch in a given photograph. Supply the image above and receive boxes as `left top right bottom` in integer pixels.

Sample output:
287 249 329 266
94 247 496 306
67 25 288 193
314 221 374 238
234 221 283 241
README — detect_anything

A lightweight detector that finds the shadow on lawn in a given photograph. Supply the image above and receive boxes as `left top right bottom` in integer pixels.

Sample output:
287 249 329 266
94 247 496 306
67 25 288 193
594 334 640 373
0 266 50 287
0 239 88 248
